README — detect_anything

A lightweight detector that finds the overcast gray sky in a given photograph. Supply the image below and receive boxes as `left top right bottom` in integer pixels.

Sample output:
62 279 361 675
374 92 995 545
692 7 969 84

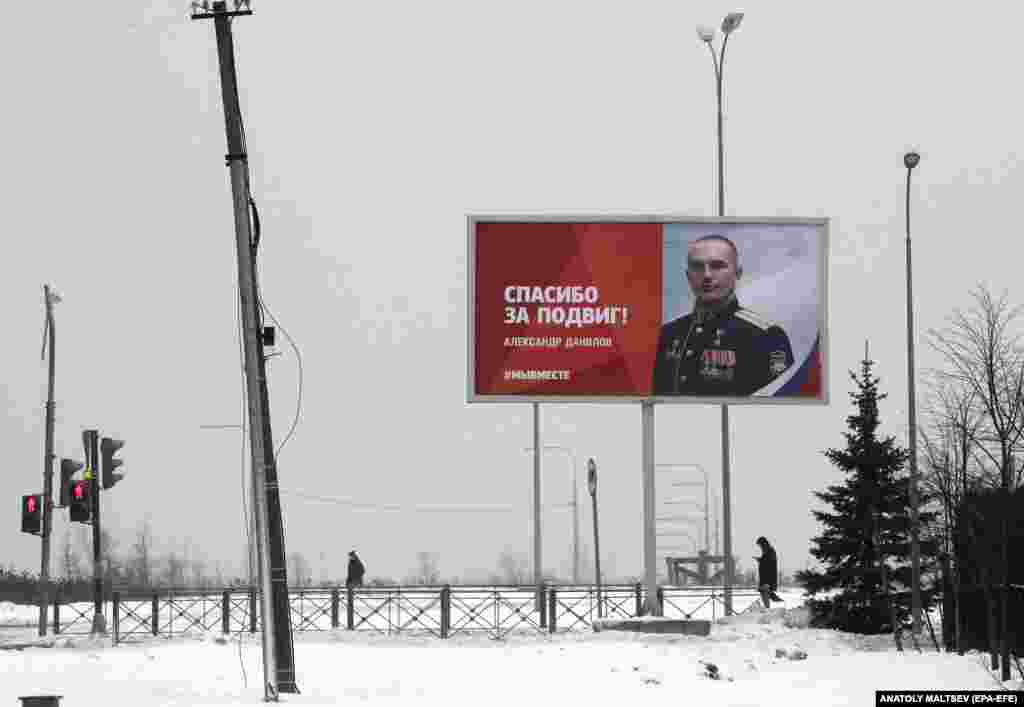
5 0 1024 585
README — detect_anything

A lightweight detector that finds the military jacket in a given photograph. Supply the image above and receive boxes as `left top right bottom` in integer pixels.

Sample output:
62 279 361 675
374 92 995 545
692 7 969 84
651 298 794 396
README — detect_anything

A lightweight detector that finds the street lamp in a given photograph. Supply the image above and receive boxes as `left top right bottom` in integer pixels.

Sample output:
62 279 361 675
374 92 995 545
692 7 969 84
696 11 743 217
587 458 603 618
697 11 744 617
903 149 922 636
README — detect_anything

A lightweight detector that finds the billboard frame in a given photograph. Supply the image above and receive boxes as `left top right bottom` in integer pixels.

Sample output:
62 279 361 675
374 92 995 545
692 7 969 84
467 214 830 406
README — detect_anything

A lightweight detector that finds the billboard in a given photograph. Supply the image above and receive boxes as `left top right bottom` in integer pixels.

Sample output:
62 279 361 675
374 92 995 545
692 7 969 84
468 216 828 404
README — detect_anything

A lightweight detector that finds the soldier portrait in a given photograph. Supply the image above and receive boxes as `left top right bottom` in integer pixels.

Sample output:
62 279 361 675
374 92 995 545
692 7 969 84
651 233 797 396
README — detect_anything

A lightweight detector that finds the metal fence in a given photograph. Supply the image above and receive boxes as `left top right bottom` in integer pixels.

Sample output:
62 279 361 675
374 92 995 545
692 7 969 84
48 584 765 643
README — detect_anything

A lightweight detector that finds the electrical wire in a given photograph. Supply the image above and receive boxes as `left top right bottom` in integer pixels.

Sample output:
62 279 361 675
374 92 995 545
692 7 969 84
236 287 253 585
231 47 304 464
255 263 303 461
277 488 575 514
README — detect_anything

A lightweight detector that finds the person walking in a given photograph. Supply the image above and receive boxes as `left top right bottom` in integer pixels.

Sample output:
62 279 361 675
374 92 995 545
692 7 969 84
346 550 365 588
755 536 783 609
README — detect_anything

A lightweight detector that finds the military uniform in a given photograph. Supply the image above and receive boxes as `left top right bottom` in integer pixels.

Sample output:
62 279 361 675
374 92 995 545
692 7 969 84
651 297 794 396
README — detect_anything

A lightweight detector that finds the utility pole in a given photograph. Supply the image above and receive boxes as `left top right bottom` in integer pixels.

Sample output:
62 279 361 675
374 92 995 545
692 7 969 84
193 1 298 697
84 429 105 635
37 285 60 636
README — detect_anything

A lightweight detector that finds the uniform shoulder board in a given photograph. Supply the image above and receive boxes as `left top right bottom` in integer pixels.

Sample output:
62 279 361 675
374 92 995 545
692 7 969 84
735 308 776 331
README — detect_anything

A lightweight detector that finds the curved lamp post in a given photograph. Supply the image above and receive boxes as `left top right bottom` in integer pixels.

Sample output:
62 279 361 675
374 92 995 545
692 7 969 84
697 11 743 217
697 11 743 617
903 150 921 637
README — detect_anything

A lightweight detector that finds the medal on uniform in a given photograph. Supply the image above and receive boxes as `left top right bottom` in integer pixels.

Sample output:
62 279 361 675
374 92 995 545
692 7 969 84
769 350 788 377
701 348 736 381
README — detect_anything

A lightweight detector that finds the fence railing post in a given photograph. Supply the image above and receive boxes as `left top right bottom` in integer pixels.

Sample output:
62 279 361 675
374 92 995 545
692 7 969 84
657 586 664 616
539 585 547 629
152 593 159 636
548 586 557 634
635 583 642 616
346 586 355 630
331 587 340 629
249 588 257 633
441 584 450 639
52 591 60 635
222 590 231 634
113 591 121 644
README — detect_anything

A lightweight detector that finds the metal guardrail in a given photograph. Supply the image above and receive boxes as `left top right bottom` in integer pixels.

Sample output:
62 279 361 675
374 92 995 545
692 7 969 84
47 583 767 643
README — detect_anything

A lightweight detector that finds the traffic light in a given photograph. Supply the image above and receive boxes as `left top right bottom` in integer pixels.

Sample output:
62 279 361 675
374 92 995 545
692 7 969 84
21 494 43 534
101 437 125 490
59 458 84 507
69 480 91 523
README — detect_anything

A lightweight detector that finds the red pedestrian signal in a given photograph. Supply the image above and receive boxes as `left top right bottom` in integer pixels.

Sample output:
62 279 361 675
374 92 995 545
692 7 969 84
69 480 91 523
21 494 43 534
59 458 84 507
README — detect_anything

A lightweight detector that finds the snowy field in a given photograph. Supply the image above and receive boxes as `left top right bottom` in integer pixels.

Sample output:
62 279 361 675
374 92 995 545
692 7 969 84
2 593 1021 706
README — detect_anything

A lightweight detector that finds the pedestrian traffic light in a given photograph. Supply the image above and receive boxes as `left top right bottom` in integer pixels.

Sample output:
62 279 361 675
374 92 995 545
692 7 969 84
59 458 85 507
21 494 43 534
68 480 91 523
101 437 125 490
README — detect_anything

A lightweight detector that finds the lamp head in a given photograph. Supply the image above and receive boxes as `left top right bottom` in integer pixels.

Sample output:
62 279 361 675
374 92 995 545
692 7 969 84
696 25 715 43
904 151 921 169
721 12 744 35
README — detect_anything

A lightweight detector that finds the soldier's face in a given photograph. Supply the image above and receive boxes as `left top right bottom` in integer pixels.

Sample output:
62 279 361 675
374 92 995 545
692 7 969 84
687 240 740 305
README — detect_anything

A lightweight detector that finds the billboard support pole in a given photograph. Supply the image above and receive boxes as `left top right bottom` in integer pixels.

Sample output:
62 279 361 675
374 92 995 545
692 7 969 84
533 403 543 617
641 402 659 614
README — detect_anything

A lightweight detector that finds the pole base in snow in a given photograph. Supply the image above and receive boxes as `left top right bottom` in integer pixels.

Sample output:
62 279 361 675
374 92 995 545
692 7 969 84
90 614 106 635
592 618 711 636
19 697 63 707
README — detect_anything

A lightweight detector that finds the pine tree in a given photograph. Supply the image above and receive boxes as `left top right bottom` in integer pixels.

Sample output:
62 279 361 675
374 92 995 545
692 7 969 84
797 353 939 633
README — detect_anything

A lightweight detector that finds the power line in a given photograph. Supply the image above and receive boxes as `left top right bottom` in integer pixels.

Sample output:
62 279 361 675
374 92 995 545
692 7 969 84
277 488 574 514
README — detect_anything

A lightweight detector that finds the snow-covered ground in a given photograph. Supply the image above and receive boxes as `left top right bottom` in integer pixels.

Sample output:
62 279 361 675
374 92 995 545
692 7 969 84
1 593 1020 706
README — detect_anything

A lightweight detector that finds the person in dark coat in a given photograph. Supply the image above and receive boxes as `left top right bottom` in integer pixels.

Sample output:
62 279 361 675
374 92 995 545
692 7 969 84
755 536 783 609
346 550 365 588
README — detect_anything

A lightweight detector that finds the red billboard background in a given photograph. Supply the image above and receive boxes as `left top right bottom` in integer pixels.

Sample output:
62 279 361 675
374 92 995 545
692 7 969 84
474 222 662 395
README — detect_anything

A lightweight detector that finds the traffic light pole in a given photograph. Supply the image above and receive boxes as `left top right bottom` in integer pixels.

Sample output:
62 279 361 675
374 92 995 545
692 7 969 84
37 285 57 636
198 1 298 697
85 429 105 635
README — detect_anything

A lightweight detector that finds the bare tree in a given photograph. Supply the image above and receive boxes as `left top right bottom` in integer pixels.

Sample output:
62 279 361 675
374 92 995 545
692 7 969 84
496 549 529 585
919 372 986 554
129 519 154 589
164 551 186 588
189 555 208 588
927 284 1024 677
288 552 312 587
408 551 441 585
60 526 82 581
919 372 989 652
928 284 1024 489
100 528 121 586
